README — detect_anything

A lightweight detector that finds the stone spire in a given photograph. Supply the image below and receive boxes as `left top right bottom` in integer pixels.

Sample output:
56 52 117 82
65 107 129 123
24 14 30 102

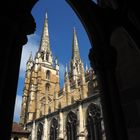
71 27 80 61
65 64 68 76
37 11 53 64
86 63 88 72
28 52 33 62
39 11 51 53
64 64 69 83
64 64 70 83
64 64 70 105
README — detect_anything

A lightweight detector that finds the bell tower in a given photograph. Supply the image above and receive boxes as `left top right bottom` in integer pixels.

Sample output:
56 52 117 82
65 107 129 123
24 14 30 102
34 12 60 117
20 12 60 124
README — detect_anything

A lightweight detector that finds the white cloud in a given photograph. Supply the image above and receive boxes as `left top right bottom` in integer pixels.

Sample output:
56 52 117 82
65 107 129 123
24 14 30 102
19 34 40 78
13 94 22 122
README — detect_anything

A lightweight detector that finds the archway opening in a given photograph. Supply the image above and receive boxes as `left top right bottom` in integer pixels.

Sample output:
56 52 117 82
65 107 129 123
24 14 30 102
37 123 43 140
50 118 58 140
66 111 77 140
86 103 102 140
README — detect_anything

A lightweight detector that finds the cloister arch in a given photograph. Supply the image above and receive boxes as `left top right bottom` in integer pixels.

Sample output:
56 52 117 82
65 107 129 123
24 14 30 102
86 103 102 140
50 118 58 140
66 111 77 140
37 122 43 140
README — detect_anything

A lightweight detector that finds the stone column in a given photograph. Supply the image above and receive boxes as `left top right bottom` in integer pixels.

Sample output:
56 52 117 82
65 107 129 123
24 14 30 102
43 118 48 140
78 104 85 140
31 121 36 140
58 111 64 139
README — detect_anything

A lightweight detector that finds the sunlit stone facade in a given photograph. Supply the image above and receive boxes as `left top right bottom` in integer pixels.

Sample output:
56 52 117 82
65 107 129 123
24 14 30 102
20 13 105 140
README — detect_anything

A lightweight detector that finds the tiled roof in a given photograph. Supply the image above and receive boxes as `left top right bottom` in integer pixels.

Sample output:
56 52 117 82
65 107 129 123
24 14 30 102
12 122 30 134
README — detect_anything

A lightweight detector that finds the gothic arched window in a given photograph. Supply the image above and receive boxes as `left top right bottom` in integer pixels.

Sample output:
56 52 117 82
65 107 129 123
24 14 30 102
66 111 77 140
37 123 43 140
50 118 58 140
46 70 50 80
46 83 50 92
86 103 102 140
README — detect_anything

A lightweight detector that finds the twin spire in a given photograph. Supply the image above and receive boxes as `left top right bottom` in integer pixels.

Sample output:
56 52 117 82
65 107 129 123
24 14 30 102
33 11 81 69
27 11 83 83
39 12 80 61
39 11 80 57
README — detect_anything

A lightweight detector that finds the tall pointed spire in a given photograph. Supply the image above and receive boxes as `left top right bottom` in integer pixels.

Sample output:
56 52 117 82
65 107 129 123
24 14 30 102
65 64 68 73
72 27 80 60
70 28 82 80
37 11 53 64
39 11 51 52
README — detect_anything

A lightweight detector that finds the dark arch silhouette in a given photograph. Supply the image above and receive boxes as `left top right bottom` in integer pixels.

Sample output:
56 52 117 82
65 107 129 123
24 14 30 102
50 118 58 140
86 103 102 140
14 137 18 140
66 111 77 140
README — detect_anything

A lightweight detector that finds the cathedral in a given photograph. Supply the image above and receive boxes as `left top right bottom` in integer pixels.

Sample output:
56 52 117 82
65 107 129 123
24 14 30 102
19 12 105 140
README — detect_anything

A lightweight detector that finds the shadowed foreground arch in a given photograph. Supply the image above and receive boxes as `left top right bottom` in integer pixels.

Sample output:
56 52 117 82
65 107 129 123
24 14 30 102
0 0 37 139
66 0 140 140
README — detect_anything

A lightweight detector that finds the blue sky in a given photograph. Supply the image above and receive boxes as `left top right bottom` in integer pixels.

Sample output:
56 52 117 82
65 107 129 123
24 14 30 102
13 0 91 122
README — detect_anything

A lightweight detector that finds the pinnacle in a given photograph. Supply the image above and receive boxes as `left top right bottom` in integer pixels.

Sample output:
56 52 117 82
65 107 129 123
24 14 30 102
65 64 68 73
65 64 69 78
86 63 88 71
29 52 33 62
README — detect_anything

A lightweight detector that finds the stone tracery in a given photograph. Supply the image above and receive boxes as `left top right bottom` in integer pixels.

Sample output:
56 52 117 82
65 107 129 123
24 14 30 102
50 118 58 140
86 103 102 140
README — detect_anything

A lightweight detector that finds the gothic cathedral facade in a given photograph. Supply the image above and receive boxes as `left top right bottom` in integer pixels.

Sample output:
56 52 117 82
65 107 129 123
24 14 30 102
20 13 105 140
